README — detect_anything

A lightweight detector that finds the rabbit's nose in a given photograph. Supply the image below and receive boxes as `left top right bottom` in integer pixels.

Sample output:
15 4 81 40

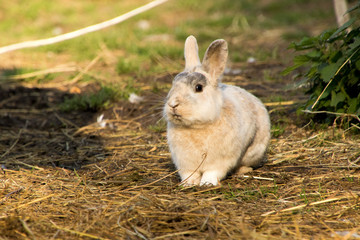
168 102 179 109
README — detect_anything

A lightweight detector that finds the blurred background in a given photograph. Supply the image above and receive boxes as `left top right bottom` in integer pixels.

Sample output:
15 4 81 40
0 0 335 76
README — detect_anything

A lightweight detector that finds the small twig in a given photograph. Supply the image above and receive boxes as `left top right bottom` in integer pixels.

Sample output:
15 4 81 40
0 108 55 114
15 161 45 170
349 156 360 166
132 226 149 240
178 153 207 186
0 0 169 54
12 194 55 210
311 47 360 110
0 188 24 204
0 129 23 159
303 110 360 122
153 231 200 240
0 95 22 108
122 169 179 192
65 54 102 85
0 65 77 80
264 100 295 107
50 221 109 240
242 175 274 181
114 193 141 207
61 129 76 142
19 219 36 240
188 186 222 196
261 194 355 217
54 113 79 129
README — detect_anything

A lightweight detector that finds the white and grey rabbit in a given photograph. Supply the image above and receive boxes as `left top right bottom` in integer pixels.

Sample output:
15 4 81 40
164 35 270 186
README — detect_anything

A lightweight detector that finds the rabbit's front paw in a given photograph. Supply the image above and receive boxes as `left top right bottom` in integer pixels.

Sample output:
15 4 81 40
179 171 201 186
200 171 222 186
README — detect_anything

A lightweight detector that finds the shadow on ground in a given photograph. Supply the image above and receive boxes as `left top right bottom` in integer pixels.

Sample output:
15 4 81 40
0 75 108 170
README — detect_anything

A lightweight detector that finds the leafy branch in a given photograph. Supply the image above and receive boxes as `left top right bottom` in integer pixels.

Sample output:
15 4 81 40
283 2 360 126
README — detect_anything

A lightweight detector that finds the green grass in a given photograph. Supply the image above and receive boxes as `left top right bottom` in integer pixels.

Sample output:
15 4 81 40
0 0 336 114
0 68 36 78
220 182 279 201
300 188 309 204
59 80 139 112
59 86 119 112
148 120 167 133
0 67 58 83
117 58 140 75
259 0 334 27
271 123 285 137
0 0 335 69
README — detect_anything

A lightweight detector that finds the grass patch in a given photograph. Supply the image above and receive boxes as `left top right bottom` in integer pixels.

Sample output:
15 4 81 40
271 123 286 137
59 81 139 112
116 58 139 75
148 120 167 133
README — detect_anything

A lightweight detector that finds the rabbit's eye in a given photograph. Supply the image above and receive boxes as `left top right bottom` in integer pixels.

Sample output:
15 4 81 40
195 84 203 93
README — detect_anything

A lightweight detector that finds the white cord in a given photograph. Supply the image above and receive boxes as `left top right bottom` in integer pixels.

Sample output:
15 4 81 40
0 0 169 55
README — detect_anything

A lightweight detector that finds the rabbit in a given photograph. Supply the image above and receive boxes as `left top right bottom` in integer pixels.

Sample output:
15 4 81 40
164 35 271 186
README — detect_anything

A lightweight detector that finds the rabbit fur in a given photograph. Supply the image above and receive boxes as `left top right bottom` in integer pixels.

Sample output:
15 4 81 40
164 35 270 186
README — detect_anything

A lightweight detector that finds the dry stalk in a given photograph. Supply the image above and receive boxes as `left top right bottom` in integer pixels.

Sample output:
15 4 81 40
11 194 55 210
178 153 207 186
153 230 200 239
0 129 23 159
261 194 355 217
19 219 36 240
65 54 102 86
50 221 109 240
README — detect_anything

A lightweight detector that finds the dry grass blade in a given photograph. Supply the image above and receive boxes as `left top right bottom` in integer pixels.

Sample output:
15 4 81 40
51 221 110 240
303 109 360 122
0 188 23 204
12 194 55 210
122 170 179 192
311 47 360 110
19 219 36 240
0 129 22 159
242 175 274 181
153 230 201 239
261 193 357 217
264 100 295 106
65 54 102 85
0 65 78 80
178 153 207 186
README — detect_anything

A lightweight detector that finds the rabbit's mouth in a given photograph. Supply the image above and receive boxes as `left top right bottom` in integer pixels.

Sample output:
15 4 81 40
168 111 184 124
171 113 182 120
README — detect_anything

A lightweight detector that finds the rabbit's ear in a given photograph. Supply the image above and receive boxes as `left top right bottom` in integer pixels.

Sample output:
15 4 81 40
202 39 228 83
184 35 201 72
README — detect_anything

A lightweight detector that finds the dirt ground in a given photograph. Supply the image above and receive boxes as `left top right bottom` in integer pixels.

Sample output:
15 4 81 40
0 54 359 240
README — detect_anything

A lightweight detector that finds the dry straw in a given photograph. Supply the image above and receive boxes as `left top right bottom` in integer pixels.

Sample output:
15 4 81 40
1 106 359 239
1 63 359 239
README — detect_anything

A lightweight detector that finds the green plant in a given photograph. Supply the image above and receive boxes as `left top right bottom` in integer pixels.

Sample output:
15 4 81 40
148 120 167 133
283 3 360 125
300 188 309 204
317 182 325 201
59 81 139 112
271 123 285 138
116 58 139 74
